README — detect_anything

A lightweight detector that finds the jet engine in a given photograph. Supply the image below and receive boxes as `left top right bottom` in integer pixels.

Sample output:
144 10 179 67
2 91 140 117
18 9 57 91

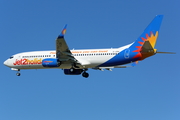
42 58 60 67
64 69 83 75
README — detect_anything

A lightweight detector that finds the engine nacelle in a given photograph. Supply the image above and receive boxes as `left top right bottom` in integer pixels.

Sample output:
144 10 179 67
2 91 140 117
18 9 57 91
42 58 60 67
64 69 83 75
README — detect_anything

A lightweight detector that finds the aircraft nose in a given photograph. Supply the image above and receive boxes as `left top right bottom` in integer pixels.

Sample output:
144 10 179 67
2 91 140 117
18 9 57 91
3 60 8 66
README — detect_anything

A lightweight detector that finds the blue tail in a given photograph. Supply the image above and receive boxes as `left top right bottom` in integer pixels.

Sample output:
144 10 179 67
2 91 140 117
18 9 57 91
129 15 164 60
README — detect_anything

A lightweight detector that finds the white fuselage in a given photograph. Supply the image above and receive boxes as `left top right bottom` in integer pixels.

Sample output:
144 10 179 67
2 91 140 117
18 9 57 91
3 15 164 78
4 44 131 70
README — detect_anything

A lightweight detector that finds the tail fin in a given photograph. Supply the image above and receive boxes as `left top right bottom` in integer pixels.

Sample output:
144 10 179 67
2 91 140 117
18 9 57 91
130 15 164 60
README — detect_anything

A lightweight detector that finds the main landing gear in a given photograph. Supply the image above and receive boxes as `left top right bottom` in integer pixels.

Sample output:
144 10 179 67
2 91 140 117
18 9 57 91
69 68 89 78
82 72 89 78
82 69 89 78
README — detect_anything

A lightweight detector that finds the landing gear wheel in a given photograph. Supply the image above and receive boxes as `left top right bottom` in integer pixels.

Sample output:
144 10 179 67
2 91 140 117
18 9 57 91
82 72 89 78
16 73 20 76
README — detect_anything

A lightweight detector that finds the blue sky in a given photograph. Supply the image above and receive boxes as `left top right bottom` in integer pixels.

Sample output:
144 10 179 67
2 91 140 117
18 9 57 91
1 0 180 120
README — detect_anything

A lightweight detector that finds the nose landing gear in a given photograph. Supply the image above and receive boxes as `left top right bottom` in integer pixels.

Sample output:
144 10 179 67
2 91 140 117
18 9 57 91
16 72 20 76
16 69 20 76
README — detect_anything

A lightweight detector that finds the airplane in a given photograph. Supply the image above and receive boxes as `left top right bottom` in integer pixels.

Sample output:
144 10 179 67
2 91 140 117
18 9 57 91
3 15 175 78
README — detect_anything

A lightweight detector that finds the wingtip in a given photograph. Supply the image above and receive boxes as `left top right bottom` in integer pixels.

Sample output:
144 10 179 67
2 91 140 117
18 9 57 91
156 15 164 19
58 24 68 38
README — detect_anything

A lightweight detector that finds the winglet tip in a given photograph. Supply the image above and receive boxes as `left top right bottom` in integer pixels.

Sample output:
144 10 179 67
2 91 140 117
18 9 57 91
156 14 164 17
58 24 68 38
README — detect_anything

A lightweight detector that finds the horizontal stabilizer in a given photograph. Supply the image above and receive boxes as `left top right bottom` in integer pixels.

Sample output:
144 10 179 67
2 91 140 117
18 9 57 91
131 61 138 67
156 51 176 54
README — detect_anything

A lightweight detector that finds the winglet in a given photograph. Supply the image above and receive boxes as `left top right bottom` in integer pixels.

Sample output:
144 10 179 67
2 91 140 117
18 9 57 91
58 24 67 38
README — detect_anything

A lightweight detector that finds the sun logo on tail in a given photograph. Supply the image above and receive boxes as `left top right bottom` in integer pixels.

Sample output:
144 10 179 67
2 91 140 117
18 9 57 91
141 31 158 48
132 31 159 59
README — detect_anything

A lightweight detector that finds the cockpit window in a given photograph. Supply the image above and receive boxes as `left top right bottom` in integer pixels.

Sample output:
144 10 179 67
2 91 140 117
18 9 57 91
9 56 14 59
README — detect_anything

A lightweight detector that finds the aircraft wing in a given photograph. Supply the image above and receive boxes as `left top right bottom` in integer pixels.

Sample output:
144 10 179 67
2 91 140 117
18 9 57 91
56 25 76 63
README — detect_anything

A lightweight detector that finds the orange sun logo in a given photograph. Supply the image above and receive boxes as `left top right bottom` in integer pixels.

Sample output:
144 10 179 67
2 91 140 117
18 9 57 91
141 31 158 48
132 31 158 59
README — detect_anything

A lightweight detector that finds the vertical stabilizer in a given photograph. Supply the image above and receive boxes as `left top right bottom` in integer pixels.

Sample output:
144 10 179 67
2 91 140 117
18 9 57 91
130 15 163 60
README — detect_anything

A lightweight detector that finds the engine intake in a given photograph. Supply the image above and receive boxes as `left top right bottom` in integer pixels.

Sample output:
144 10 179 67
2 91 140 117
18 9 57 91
42 58 60 67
